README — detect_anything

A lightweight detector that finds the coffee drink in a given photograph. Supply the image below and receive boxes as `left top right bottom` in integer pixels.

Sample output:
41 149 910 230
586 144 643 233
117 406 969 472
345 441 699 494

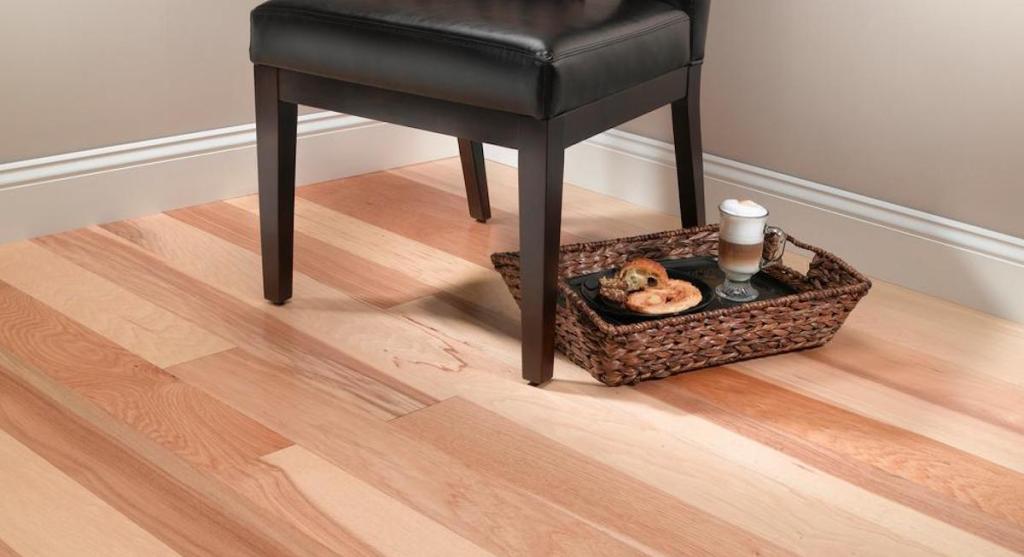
718 199 768 281
719 241 763 279
715 199 786 303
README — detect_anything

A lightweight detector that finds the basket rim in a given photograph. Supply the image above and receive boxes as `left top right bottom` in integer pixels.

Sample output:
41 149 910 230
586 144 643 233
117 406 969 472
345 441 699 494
492 225 872 336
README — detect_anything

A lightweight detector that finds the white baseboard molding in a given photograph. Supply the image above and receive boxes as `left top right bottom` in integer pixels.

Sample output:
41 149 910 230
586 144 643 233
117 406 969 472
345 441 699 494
0 112 457 244
487 131 1024 323
4 111 1021 322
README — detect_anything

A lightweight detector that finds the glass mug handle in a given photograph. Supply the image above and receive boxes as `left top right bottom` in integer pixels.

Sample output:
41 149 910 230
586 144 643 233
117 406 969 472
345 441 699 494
760 226 787 270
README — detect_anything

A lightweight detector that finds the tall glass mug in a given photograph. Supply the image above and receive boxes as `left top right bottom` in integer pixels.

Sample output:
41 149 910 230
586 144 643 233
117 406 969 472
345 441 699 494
715 199 787 302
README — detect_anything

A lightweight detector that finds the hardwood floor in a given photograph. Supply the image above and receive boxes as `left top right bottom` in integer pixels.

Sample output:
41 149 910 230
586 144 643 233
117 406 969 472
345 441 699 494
0 157 1022 556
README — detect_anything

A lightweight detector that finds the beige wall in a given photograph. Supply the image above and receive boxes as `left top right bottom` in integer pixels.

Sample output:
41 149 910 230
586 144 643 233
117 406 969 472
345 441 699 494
4 0 1021 237
0 0 260 163
622 0 1024 237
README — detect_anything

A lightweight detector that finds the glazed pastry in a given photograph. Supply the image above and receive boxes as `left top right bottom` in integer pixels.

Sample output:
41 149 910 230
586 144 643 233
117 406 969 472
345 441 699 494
598 258 670 302
616 258 669 291
624 279 702 315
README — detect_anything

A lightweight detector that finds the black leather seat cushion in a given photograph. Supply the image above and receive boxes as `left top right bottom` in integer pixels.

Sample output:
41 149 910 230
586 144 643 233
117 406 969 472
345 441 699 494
251 0 691 119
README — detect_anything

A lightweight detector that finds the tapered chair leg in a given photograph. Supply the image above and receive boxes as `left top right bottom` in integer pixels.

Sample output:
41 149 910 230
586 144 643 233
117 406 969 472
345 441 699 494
672 65 707 228
255 65 298 305
517 121 565 386
458 138 491 222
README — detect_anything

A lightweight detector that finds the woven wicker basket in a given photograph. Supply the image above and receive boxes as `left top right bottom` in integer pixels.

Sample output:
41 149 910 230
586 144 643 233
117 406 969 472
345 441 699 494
492 225 871 386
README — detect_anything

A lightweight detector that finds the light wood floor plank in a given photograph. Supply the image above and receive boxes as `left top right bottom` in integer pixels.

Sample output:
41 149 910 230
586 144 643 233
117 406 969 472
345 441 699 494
0 241 233 368
217 458 399 556
846 284 1024 388
0 429 179 557
811 331 1024 435
297 171 582 268
0 281 291 472
0 539 20 557
391 160 1024 552
0 282 387 555
227 195 516 321
260 445 492 557
35 227 431 419
170 348 653 556
256 162 1024 552
100 216 441 412
239 164 1016 556
391 294 1012 557
640 368 1024 552
0 356 336 557
169 202 435 308
167 184 905 552
734 353 1024 474
0 157 1020 556
392 397 789 556
96 214 478 402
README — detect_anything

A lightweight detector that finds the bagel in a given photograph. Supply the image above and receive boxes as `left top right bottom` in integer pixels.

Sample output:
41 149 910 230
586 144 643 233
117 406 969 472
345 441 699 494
624 279 703 315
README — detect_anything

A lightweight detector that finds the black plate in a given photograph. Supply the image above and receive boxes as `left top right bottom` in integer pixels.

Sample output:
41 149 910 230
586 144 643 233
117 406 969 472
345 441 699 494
567 257 799 325
577 269 714 321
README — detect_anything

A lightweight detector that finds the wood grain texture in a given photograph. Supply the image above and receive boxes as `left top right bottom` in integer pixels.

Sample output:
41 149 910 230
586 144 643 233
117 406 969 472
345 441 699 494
811 332 1024 435
0 158 1021 556
0 280 291 473
298 171 582 268
227 195 516 324
168 202 435 308
389 295 1010 557
96 213 506 404
0 284 383 556
99 215 449 410
640 368 1024 552
168 176 999 555
846 284 1024 388
734 352 1024 474
170 348 652 556
218 456 393 556
260 445 491 557
392 397 788 556
0 358 335 557
0 429 178 557
0 241 233 368
35 226 431 419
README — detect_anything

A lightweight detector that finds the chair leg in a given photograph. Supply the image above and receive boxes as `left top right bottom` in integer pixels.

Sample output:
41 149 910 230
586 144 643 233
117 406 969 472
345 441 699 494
672 65 707 228
458 138 491 222
517 121 565 386
255 65 298 305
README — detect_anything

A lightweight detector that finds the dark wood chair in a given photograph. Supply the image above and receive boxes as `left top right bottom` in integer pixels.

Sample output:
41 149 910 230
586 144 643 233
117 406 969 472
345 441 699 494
251 0 711 385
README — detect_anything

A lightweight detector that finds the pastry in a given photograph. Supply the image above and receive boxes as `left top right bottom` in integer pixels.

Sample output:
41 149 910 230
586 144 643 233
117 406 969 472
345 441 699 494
598 258 670 302
624 279 703 315
597 258 702 315
616 258 669 291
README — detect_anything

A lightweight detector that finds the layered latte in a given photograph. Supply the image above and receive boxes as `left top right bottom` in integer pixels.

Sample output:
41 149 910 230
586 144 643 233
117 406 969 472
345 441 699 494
718 199 768 281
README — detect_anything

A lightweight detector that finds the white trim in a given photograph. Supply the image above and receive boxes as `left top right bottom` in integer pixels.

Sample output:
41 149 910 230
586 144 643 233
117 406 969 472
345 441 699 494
0 112 376 190
488 129 1024 267
3 113 1021 321
0 112 457 244
486 129 1024 322
593 129 1024 267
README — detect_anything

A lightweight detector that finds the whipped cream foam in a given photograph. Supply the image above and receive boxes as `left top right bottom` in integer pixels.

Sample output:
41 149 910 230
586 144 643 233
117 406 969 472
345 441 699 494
721 199 768 218
719 199 768 245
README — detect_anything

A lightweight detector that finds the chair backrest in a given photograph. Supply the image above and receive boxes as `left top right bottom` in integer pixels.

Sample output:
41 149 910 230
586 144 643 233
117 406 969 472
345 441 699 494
665 0 711 62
